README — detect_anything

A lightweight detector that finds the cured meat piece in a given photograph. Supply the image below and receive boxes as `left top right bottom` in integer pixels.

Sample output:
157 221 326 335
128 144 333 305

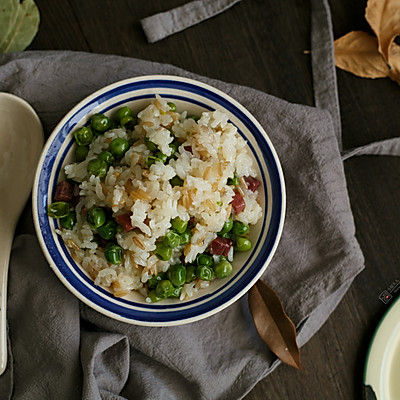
209 237 234 256
115 213 134 233
231 190 245 214
244 176 261 192
54 180 74 202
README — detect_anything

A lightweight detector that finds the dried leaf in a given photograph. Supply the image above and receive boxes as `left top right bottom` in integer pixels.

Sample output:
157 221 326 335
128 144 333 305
388 42 400 84
248 280 301 369
334 31 390 78
0 0 40 53
365 0 400 62
0 0 19 50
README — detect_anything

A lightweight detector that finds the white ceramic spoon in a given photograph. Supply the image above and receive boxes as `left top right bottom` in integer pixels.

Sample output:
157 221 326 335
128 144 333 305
0 93 44 375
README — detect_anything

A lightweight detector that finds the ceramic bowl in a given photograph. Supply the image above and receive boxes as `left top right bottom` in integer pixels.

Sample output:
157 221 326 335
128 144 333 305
33 75 285 326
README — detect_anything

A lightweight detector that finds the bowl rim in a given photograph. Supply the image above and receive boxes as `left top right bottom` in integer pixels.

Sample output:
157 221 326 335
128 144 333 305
32 74 286 326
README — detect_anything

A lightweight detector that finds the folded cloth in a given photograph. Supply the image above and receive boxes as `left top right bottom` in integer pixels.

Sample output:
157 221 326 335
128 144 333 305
341 138 400 160
0 50 364 399
140 0 242 43
310 0 342 147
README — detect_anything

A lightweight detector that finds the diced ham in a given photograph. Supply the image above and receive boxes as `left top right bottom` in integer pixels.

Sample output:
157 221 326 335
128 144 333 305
244 176 261 192
115 213 134 233
231 190 245 214
209 237 234 256
54 180 74 202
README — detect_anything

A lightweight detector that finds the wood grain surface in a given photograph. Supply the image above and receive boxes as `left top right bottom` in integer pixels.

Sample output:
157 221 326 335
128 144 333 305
27 0 400 399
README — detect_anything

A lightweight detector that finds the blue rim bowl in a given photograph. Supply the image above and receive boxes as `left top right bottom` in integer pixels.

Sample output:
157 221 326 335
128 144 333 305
32 75 286 326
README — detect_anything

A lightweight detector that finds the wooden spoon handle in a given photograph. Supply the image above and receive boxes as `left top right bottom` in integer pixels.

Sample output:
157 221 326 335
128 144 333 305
0 229 14 375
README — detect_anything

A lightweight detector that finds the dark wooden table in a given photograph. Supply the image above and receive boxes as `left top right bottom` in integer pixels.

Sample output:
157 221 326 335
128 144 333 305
27 0 400 399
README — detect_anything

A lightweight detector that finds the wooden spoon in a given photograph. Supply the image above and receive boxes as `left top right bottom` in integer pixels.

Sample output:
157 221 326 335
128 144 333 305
0 93 43 375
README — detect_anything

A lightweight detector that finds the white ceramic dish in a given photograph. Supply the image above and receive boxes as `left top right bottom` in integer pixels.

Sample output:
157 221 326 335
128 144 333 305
32 75 285 326
364 296 400 399
0 92 43 375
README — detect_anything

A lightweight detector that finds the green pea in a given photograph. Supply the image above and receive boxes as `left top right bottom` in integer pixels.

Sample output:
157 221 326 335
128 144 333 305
74 126 93 146
155 280 174 299
179 228 191 245
155 151 168 164
87 206 106 229
232 221 250 237
171 217 188 234
144 137 158 152
47 201 70 218
213 260 233 279
196 253 214 267
148 289 162 303
196 265 214 281
185 264 197 283
162 231 181 249
60 211 76 230
145 155 158 167
219 232 233 239
109 138 130 158
87 158 109 178
91 113 111 132
104 243 123 264
147 272 166 289
75 144 89 162
219 217 233 235
98 151 115 165
227 173 239 186
169 140 180 156
235 237 252 252
188 115 199 122
167 264 187 287
170 175 184 187
120 115 136 129
115 106 132 121
97 219 118 240
170 286 182 298
154 243 173 261
167 102 176 111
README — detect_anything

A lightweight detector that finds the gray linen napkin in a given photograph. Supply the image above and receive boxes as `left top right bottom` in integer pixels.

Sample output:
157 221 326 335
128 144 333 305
0 50 364 399
310 0 342 147
140 0 241 43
